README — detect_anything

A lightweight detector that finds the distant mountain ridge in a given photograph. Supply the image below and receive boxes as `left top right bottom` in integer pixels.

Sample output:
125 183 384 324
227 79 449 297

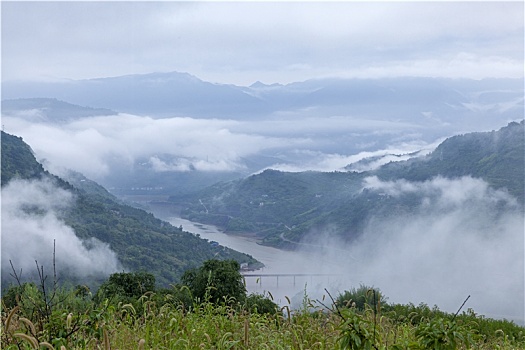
3 72 522 126
2 72 523 204
2 72 266 118
2 98 116 123
170 121 524 248
1 131 261 287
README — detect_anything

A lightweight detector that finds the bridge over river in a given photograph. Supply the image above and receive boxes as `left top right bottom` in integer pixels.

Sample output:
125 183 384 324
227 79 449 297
242 273 343 287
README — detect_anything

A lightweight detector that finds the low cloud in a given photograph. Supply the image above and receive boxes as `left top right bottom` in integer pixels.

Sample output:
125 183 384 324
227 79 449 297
1 114 305 180
262 140 438 173
354 177 523 322
362 175 515 206
1 178 122 282
149 155 245 172
2 113 437 182
295 176 523 323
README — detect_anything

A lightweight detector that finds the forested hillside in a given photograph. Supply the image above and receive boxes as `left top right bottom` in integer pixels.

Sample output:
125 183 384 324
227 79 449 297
1 132 47 185
172 121 524 248
1 131 261 287
376 120 524 200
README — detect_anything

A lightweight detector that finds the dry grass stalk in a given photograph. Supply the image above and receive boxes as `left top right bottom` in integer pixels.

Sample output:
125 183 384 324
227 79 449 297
281 305 291 321
19 317 37 336
39 341 55 350
204 333 211 343
244 318 249 347
14 332 38 349
5 305 20 335
66 313 73 329
103 328 111 350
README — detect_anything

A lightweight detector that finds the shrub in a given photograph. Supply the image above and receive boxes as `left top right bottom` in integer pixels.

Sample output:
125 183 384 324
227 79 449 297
244 293 279 315
94 271 155 306
337 284 386 312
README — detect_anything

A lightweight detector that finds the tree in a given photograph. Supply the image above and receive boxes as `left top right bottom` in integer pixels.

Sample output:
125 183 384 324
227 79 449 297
181 259 246 305
94 271 155 305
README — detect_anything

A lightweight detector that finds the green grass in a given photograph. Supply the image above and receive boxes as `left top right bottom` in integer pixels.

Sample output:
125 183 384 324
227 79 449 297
2 288 524 350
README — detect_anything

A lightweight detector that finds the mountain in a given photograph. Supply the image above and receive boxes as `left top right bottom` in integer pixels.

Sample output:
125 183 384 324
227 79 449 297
2 73 522 201
376 120 525 200
1 131 261 287
2 72 267 118
3 73 522 130
169 121 524 248
1 132 46 186
1 98 116 123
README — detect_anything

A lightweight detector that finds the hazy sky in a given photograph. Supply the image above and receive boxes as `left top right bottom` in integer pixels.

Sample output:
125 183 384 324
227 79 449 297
2 1 523 85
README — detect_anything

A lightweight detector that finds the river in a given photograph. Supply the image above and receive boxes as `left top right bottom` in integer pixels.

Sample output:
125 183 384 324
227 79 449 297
166 216 353 308
126 198 524 323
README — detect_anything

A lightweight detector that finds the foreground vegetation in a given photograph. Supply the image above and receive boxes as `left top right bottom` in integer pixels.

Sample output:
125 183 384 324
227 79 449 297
2 260 524 349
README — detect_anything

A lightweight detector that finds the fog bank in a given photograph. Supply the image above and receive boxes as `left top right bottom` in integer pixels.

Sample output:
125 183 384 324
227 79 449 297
298 176 524 323
1 179 122 283
1 113 434 182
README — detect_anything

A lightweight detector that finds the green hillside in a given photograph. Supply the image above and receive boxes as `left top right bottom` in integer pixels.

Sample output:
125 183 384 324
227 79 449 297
1 132 47 185
377 120 525 200
1 131 261 287
171 121 524 248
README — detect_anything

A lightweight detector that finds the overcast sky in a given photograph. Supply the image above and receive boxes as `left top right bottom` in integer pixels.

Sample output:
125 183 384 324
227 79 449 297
2 1 523 86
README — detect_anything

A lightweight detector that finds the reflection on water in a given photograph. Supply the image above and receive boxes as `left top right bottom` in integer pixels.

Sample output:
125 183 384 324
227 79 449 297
167 217 353 308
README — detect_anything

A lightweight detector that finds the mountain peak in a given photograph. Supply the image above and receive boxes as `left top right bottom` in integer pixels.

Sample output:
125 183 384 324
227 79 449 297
249 81 283 88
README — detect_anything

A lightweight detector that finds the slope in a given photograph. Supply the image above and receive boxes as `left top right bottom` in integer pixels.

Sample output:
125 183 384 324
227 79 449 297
1 131 261 287
170 121 524 248
2 98 116 123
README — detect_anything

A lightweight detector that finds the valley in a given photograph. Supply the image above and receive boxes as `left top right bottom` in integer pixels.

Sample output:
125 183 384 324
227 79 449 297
1 67 524 327
2 98 523 324
169 121 524 249
2 3 524 347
